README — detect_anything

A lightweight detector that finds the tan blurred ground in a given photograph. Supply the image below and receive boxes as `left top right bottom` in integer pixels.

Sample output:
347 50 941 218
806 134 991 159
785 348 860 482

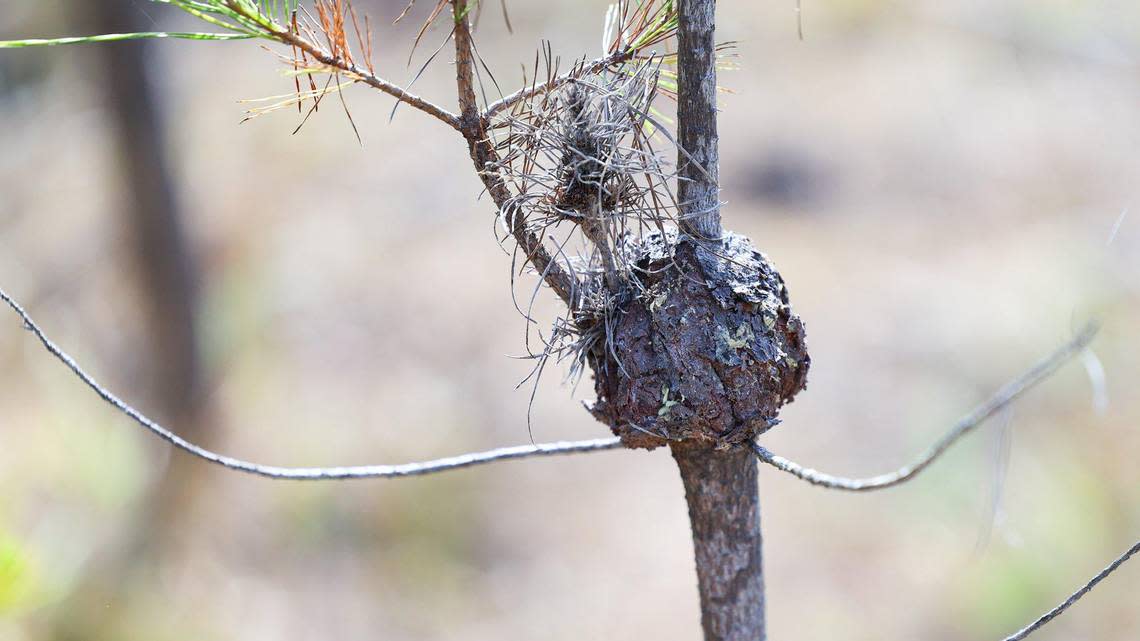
0 1 1137 640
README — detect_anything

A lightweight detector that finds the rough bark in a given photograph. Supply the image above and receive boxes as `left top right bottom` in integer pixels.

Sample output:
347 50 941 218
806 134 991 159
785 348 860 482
677 0 722 241
672 442 767 641
588 232 809 450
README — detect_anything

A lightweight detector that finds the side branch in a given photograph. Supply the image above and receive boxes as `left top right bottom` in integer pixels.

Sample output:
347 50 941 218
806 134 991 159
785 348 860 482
450 0 578 305
1 287 622 480
751 323 1098 491
481 51 631 121
480 0 681 121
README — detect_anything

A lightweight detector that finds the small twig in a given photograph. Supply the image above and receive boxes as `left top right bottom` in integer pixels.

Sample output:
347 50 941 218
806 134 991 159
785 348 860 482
751 323 1099 491
483 50 631 120
1002 539 1139 641
1 287 622 480
482 0 680 121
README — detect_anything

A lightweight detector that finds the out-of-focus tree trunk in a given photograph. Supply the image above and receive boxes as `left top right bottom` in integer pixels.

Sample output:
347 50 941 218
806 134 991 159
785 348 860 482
101 8 205 427
52 2 211 638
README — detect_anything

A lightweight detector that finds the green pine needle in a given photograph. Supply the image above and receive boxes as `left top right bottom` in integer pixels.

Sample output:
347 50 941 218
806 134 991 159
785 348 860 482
0 32 253 48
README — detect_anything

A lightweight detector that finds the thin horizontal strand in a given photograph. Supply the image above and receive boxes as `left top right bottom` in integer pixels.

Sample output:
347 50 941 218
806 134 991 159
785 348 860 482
752 323 1098 491
1 287 622 481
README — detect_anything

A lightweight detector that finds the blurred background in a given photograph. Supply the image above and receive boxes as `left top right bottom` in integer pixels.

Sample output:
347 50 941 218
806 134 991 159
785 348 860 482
0 1 1137 640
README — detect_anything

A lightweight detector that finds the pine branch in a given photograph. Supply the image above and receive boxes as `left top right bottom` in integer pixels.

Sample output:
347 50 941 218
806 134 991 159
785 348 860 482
0 0 462 129
270 21 462 130
0 287 622 480
449 0 578 306
750 322 1099 491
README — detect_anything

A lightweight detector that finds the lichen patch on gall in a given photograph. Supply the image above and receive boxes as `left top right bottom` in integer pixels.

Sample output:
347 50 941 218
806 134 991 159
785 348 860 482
586 231 810 449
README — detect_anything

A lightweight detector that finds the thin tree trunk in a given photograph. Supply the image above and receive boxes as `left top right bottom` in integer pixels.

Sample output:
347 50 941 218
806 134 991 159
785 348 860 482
674 1 766 640
676 0 722 242
672 443 766 641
